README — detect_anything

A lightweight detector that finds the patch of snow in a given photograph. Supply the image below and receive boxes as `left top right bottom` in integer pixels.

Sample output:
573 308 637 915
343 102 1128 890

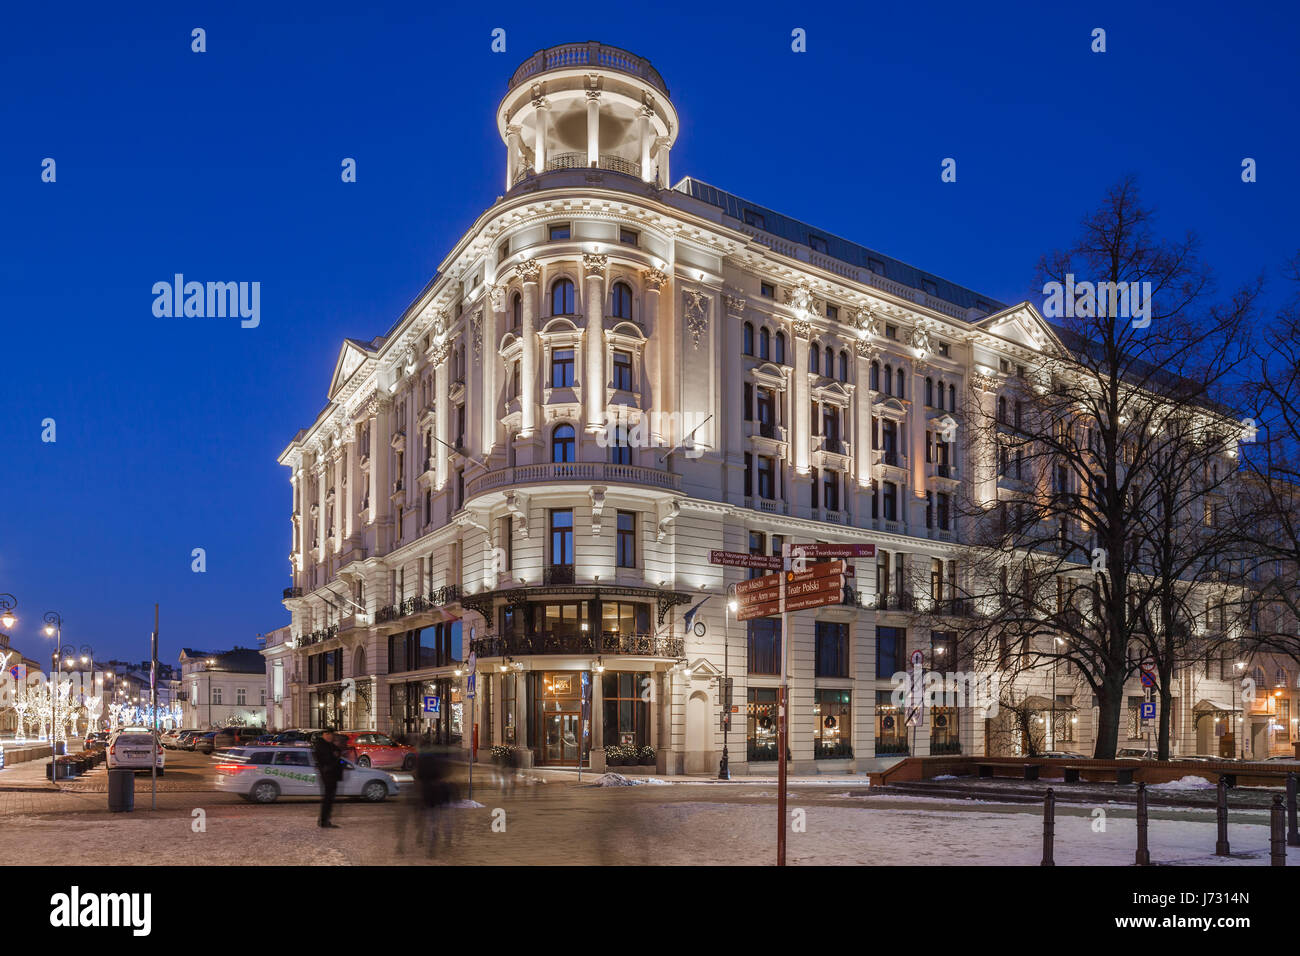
592 773 668 787
1149 776 1215 791
448 799 485 808
932 774 959 781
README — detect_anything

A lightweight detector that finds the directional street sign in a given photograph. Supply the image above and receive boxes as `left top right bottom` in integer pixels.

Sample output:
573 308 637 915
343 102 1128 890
737 600 782 622
735 572 783 596
709 550 783 570
793 543 876 559
783 589 843 613
785 560 847 584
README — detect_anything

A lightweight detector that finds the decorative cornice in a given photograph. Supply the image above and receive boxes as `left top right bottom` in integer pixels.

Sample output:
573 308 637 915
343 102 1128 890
643 268 668 292
516 259 542 283
723 293 747 317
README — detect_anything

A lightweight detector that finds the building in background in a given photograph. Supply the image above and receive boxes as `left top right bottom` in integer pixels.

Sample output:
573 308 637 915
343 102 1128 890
178 648 267 730
259 626 294 731
274 42 1294 771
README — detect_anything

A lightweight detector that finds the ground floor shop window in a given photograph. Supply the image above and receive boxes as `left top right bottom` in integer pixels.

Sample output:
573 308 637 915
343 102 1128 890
747 688 780 761
309 688 343 729
813 689 852 758
875 690 908 755
502 673 517 745
931 706 960 754
533 671 589 766
602 671 650 748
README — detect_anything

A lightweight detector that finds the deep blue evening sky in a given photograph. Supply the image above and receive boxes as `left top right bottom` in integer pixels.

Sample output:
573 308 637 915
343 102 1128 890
1 1 1296 663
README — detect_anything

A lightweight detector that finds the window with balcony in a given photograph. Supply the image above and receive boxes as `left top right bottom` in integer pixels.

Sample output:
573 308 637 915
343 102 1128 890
551 424 576 463
616 511 636 568
550 278 575 315
612 350 633 391
756 386 776 437
757 455 776 500
550 348 575 387
608 426 631 465
611 282 633 320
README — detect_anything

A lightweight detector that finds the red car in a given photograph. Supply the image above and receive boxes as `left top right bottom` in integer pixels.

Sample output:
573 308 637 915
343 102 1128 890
336 732 416 771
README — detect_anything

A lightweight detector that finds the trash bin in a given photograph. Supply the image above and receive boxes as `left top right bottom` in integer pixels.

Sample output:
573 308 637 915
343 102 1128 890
107 769 134 812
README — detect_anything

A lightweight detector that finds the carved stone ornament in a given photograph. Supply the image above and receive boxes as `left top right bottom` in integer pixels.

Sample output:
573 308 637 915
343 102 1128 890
643 268 668 292
855 338 877 359
723 293 747 317
785 281 819 319
855 307 881 338
516 259 542 283
683 289 710 349
471 311 483 359
971 372 1003 394
430 340 451 366
489 284 506 312
910 323 933 358
582 253 608 277
793 319 812 340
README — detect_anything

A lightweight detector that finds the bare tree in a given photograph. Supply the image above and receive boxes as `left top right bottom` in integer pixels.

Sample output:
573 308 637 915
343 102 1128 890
956 177 1257 758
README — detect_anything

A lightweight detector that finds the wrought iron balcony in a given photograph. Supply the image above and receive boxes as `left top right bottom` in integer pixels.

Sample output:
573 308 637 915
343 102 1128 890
470 630 684 659
300 625 339 648
543 564 575 586
375 586 463 626
283 587 303 600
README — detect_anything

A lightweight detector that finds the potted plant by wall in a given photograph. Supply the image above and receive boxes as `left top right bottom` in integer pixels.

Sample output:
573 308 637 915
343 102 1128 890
639 744 656 766
604 744 624 767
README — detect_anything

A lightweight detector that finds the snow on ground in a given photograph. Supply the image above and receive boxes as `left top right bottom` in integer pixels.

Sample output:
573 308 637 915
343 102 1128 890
1149 776 1215 791
592 773 668 787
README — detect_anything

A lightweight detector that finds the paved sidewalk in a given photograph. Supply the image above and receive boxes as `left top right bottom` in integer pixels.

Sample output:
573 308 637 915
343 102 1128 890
0 755 58 791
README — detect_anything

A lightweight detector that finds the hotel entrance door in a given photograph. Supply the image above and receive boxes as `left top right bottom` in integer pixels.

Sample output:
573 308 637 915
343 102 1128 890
541 705 581 766
535 671 587 766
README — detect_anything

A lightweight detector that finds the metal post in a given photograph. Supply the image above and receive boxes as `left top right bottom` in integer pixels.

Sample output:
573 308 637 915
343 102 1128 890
1215 776 1230 856
151 604 158 811
1271 793 1286 867
718 591 730 780
1041 787 1055 866
1287 772 1299 848
1135 782 1150 865
777 543 790 868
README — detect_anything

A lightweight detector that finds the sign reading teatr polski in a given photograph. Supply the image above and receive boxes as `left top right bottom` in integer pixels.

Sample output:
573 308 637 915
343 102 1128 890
50 886 151 936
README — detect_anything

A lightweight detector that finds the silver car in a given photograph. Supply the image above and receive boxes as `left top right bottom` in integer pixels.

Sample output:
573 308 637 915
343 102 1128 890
213 746 399 804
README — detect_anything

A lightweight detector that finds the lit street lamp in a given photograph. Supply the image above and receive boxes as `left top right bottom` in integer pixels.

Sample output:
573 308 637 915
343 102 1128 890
43 612 64 753
719 590 737 780
0 594 17 631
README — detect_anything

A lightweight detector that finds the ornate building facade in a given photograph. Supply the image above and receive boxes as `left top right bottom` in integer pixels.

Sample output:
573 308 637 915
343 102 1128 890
273 42 1297 771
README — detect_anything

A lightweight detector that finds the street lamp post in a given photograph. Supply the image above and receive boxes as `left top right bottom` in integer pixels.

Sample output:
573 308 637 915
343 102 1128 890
43 612 63 753
0 594 16 632
719 591 737 780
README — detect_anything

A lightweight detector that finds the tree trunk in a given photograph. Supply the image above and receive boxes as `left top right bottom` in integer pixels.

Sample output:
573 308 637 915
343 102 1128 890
1093 677 1124 758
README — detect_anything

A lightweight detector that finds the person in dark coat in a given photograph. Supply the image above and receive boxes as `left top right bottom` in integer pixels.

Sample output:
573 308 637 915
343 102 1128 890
311 728 344 828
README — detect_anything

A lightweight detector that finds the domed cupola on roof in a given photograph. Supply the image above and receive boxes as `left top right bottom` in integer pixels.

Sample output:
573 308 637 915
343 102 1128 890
498 42 679 191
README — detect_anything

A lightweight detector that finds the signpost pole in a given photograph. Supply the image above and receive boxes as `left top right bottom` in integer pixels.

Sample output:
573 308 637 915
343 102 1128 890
151 604 158 811
777 542 790 868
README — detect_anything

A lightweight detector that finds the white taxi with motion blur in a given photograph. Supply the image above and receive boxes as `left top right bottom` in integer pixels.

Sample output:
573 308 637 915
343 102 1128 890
106 729 166 774
213 746 400 804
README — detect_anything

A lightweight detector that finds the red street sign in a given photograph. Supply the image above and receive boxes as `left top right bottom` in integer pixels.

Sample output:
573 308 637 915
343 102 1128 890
709 550 783 570
737 586 781 606
784 589 844 613
786 560 846 584
784 575 844 600
736 572 782 596
737 600 782 622
793 543 876 559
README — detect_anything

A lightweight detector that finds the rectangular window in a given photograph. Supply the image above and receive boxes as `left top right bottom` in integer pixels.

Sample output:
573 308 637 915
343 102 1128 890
551 349 575 387
619 228 639 246
744 452 753 498
548 223 571 241
549 509 574 566
212 687 223 706
760 281 775 298
757 456 775 500
236 687 246 706
612 350 633 391
876 626 905 679
809 235 828 253
813 690 852 758
876 690 907 755
602 671 651 747
815 621 849 677
747 619 781 675
823 469 840 511
743 381 753 421
616 511 636 568
747 687 779 761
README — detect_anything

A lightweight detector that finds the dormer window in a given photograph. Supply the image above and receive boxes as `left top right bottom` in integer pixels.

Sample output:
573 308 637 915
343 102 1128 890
809 235 828 254
744 209 766 229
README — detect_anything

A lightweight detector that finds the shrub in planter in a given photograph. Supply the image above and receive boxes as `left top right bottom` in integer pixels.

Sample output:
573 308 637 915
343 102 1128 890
604 745 624 767
639 745 656 766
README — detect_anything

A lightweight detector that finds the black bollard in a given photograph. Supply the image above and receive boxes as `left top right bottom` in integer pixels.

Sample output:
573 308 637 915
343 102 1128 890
1041 787 1056 867
1271 794 1286 867
1135 782 1151 866
1287 773 1299 848
1215 776 1230 856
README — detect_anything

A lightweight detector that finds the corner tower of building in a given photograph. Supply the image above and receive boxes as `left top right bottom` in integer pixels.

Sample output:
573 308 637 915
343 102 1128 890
498 42 679 190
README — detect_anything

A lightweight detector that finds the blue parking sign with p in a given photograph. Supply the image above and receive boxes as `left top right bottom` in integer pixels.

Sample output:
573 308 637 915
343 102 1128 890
1140 701 1156 720
423 695 440 715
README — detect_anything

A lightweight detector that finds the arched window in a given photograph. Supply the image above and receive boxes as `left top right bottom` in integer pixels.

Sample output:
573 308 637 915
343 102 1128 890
511 292 522 329
925 377 934 407
883 363 892 396
775 331 786 364
758 326 770 360
839 350 849 382
896 369 905 397
824 345 834 376
551 423 576 463
809 344 820 374
611 281 633 320
948 384 956 411
870 361 880 391
743 322 755 355
550 278 576 316
608 426 631 465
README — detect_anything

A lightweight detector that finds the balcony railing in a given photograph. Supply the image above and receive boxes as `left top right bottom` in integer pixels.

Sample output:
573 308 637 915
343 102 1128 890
508 42 669 96
467 462 681 498
375 586 463 625
283 587 303 600
543 564 575 586
471 631 684 659
876 593 915 612
300 625 339 648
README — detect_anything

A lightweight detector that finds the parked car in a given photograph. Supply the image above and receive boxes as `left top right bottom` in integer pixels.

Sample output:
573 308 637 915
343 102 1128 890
335 731 417 771
1116 748 1158 760
106 730 165 774
208 727 267 752
1265 754 1300 763
83 732 110 751
266 729 328 747
178 730 205 751
1038 751 1087 759
193 732 219 754
213 747 399 804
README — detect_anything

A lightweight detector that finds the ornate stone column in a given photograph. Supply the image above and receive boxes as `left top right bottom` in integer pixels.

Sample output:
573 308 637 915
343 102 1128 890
505 125 522 190
638 105 654 183
368 395 392 552
517 259 541 438
723 293 747 500
485 286 506 454
792 321 812 478
971 370 1003 508
855 339 877 490
532 97 549 173
643 268 669 443
433 329 450 491
583 254 608 431
585 90 601 168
